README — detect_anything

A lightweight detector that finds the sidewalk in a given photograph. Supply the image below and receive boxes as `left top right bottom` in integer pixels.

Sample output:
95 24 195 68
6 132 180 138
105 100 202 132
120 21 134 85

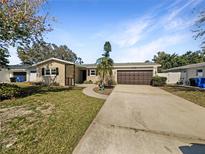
76 84 108 100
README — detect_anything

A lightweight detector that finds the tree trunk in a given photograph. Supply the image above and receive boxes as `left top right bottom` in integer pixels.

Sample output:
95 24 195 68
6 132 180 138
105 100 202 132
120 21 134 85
102 71 105 84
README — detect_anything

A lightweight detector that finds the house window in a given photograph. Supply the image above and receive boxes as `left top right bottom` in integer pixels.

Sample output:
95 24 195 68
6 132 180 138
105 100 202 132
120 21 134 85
45 69 51 75
51 68 57 75
90 69 96 76
30 70 36 73
44 68 58 76
196 69 203 77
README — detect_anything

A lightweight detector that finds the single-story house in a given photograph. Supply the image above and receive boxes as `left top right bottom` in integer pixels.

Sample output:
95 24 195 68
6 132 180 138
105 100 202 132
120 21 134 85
164 62 205 85
0 57 161 86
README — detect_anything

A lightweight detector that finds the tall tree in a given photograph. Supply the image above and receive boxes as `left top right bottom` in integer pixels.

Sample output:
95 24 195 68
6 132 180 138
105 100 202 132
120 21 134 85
17 42 80 64
0 48 10 67
0 0 51 66
96 41 114 85
181 50 204 64
193 10 205 51
76 57 84 64
152 50 205 71
152 51 175 70
194 10 205 50
103 41 111 57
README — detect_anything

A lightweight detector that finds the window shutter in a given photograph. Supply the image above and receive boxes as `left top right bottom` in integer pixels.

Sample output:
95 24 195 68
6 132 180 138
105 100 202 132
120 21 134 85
56 67 59 75
42 68 45 76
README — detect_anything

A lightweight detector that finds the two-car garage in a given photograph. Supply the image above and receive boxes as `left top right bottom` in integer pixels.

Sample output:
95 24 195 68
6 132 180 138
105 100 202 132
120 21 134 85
85 62 160 85
117 70 153 85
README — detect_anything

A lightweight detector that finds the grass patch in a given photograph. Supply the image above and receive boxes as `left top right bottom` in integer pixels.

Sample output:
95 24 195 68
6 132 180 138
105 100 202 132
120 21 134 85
162 86 205 108
0 87 104 154
93 86 114 95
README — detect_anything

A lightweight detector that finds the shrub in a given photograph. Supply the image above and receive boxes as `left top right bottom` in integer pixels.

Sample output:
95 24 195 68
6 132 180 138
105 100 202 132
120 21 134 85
50 82 60 86
189 78 197 86
32 82 46 86
95 79 116 88
0 83 21 100
107 79 117 87
83 80 93 84
95 80 102 85
10 77 16 82
151 76 167 86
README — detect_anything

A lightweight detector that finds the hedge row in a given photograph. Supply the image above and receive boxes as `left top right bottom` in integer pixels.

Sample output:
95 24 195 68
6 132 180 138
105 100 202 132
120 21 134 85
0 83 22 100
151 76 167 86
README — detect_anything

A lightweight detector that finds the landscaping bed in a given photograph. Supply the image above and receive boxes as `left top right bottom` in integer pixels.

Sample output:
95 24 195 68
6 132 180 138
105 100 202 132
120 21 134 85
93 86 114 95
162 85 205 108
0 86 104 154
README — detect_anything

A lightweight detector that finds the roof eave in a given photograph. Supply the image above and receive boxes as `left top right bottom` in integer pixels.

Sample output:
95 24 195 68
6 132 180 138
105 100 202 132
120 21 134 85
33 58 74 66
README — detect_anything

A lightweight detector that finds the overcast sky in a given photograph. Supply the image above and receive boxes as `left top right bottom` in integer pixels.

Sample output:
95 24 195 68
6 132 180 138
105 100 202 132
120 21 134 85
9 0 205 64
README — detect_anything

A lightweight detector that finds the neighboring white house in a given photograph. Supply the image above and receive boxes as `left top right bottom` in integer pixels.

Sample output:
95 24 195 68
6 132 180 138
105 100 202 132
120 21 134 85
0 68 10 82
164 62 205 85
0 65 36 83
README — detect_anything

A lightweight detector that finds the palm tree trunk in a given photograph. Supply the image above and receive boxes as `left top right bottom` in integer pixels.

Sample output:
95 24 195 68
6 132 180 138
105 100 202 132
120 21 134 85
102 71 105 84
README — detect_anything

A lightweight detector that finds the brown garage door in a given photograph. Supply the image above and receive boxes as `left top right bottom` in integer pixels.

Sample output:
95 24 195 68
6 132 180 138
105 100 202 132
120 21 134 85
117 70 153 85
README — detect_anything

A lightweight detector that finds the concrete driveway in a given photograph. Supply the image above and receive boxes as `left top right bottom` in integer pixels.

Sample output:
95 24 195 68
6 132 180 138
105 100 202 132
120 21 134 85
73 85 205 154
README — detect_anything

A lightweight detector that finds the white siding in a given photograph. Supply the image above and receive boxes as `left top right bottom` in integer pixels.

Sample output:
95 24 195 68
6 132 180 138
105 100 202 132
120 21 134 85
157 72 181 84
0 69 10 82
29 73 37 82
186 67 205 78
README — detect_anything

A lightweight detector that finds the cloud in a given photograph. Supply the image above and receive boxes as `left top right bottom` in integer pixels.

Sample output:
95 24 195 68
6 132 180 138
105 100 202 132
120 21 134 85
166 0 194 21
111 17 152 47
161 0 202 31
109 0 202 48
121 34 188 62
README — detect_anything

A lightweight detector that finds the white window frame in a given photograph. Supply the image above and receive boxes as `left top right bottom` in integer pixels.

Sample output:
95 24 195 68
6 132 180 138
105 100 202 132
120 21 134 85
51 68 57 75
196 69 203 77
44 68 57 76
90 69 96 76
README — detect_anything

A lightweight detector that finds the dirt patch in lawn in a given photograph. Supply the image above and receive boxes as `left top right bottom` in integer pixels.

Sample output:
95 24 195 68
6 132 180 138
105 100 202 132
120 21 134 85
36 103 55 116
0 103 55 149
0 106 33 121
93 86 114 95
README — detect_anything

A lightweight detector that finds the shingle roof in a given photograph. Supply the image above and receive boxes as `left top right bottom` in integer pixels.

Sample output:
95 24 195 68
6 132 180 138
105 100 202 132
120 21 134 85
82 62 160 68
8 65 35 69
164 62 205 72
33 57 74 66
7 58 160 70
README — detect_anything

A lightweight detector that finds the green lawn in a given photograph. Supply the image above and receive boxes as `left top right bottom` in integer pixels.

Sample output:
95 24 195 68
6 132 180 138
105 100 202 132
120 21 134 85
0 86 104 154
162 86 205 108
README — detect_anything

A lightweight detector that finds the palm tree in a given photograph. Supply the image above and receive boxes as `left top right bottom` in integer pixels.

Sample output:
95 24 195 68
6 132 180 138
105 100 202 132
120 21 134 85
96 41 114 85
